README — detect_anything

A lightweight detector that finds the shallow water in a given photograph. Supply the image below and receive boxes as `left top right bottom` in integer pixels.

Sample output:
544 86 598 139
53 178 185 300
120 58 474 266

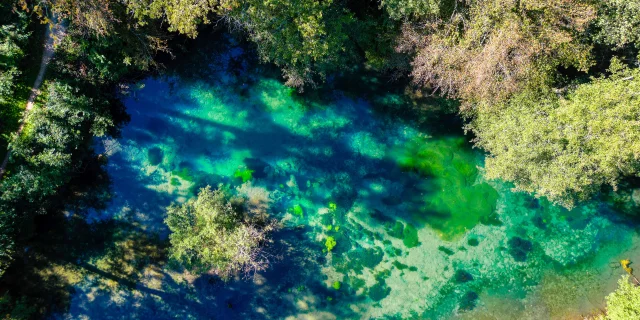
63 38 640 319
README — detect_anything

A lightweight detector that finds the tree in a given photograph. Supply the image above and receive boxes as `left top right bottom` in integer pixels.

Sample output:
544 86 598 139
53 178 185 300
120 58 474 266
165 186 277 280
28 0 169 81
396 0 595 109
468 62 640 208
2 82 112 203
0 2 29 137
125 0 356 89
0 14 28 101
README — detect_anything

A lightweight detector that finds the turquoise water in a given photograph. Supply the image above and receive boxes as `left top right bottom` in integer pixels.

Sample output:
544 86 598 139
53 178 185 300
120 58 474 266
65 38 640 319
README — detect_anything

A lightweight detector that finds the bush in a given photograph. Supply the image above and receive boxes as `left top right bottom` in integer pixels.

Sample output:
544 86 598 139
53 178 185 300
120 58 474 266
598 276 640 320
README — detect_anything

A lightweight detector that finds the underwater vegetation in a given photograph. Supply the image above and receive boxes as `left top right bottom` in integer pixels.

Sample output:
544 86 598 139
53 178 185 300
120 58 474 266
233 167 254 183
82 42 640 319
508 236 534 262
392 136 500 240
325 236 337 252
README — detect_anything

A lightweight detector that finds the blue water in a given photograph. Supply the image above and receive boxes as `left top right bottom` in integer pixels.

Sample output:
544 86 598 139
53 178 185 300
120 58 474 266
60 37 640 320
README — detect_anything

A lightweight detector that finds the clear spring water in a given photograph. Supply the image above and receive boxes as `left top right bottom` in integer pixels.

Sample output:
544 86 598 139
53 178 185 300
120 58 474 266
63 37 640 319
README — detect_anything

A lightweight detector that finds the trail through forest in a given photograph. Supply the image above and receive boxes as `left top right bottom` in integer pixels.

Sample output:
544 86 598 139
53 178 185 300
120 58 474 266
0 21 66 179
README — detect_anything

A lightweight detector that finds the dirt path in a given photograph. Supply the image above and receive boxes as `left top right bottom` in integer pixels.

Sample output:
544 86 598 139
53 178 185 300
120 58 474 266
0 22 65 179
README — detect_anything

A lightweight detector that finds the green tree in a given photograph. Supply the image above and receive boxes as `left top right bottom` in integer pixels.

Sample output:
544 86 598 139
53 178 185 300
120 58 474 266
126 0 356 89
165 186 277 280
2 82 112 203
595 0 640 48
468 63 640 207
0 13 28 101
596 276 640 320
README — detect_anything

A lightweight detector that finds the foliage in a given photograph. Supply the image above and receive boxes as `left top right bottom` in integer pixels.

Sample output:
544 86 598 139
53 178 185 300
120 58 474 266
332 280 341 290
397 0 595 108
32 0 169 82
126 0 356 89
597 276 640 320
595 0 640 48
469 66 640 207
165 186 277 280
0 6 29 103
380 0 441 20
2 82 112 203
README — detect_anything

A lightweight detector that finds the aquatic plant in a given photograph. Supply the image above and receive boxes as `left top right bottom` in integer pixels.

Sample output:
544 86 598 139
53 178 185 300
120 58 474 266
438 246 454 256
172 167 193 181
349 247 384 273
402 223 419 248
368 280 391 301
234 167 254 183
292 204 304 217
392 260 409 270
388 221 404 239
332 281 341 290
325 236 337 252
328 202 337 211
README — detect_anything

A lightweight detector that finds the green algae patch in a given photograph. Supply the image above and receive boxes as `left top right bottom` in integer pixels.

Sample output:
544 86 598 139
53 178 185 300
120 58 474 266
387 221 404 239
332 281 341 290
170 177 181 186
368 280 392 301
402 223 420 248
347 247 385 274
233 167 254 183
392 136 499 240
292 204 304 217
383 220 419 248
438 246 455 256
392 260 409 270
